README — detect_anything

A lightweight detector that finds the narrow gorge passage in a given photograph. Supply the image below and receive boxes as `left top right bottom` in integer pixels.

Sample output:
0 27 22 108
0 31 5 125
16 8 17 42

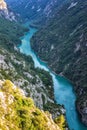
19 25 87 130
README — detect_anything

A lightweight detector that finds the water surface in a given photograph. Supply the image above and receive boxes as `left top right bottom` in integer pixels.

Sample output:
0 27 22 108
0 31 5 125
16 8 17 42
19 26 87 130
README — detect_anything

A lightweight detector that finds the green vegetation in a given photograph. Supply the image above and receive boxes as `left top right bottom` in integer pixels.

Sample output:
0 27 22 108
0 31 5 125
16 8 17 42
0 17 53 94
31 0 87 125
0 17 28 50
0 17 68 129
54 115 67 130
31 0 87 90
0 80 66 130
35 68 53 86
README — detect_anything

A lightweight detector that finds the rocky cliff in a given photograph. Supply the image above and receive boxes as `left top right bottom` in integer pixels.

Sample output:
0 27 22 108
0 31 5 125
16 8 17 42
0 16 68 120
31 0 87 125
0 7 69 128
5 0 65 24
0 80 66 130
0 0 7 9
0 0 16 21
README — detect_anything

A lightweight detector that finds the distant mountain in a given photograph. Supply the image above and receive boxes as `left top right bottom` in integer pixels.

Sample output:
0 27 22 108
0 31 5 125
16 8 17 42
5 0 66 23
0 0 16 21
31 0 87 125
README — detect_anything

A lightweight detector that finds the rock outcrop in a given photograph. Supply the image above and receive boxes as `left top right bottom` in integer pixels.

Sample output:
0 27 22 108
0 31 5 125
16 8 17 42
31 0 87 125
0 80 66 130
0 0 16 21
6 0 65 23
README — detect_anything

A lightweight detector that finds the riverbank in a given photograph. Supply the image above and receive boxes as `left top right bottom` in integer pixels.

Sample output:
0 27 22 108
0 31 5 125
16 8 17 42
19 24 87 130
19 25 69 129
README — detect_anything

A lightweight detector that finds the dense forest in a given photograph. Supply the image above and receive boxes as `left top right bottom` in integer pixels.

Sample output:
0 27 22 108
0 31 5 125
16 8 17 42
31 0 87 125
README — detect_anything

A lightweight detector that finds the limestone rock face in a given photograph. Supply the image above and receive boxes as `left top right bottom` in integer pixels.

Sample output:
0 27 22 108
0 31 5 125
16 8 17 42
5 0 65 22
0 80 65 130
0 0 16 21
0 0 7 10
31 0 87 125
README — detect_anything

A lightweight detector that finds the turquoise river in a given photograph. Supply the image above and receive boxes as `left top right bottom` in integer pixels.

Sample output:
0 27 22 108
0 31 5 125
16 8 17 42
19 25 87 130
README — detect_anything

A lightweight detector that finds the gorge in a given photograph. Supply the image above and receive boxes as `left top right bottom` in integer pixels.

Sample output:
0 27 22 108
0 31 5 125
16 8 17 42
0 0 87 129
19 24 87 130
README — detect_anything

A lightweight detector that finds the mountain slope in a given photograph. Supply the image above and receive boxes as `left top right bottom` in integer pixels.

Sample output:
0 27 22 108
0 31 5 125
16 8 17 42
0 17 66 118
0 80 66 130
31 0 87 125
0 0 16 21
0 14 69 129
0 0 69 129
5 0 66 23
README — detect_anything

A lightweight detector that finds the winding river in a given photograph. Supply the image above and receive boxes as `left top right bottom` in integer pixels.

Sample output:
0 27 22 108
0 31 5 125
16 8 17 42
19 25 87 130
